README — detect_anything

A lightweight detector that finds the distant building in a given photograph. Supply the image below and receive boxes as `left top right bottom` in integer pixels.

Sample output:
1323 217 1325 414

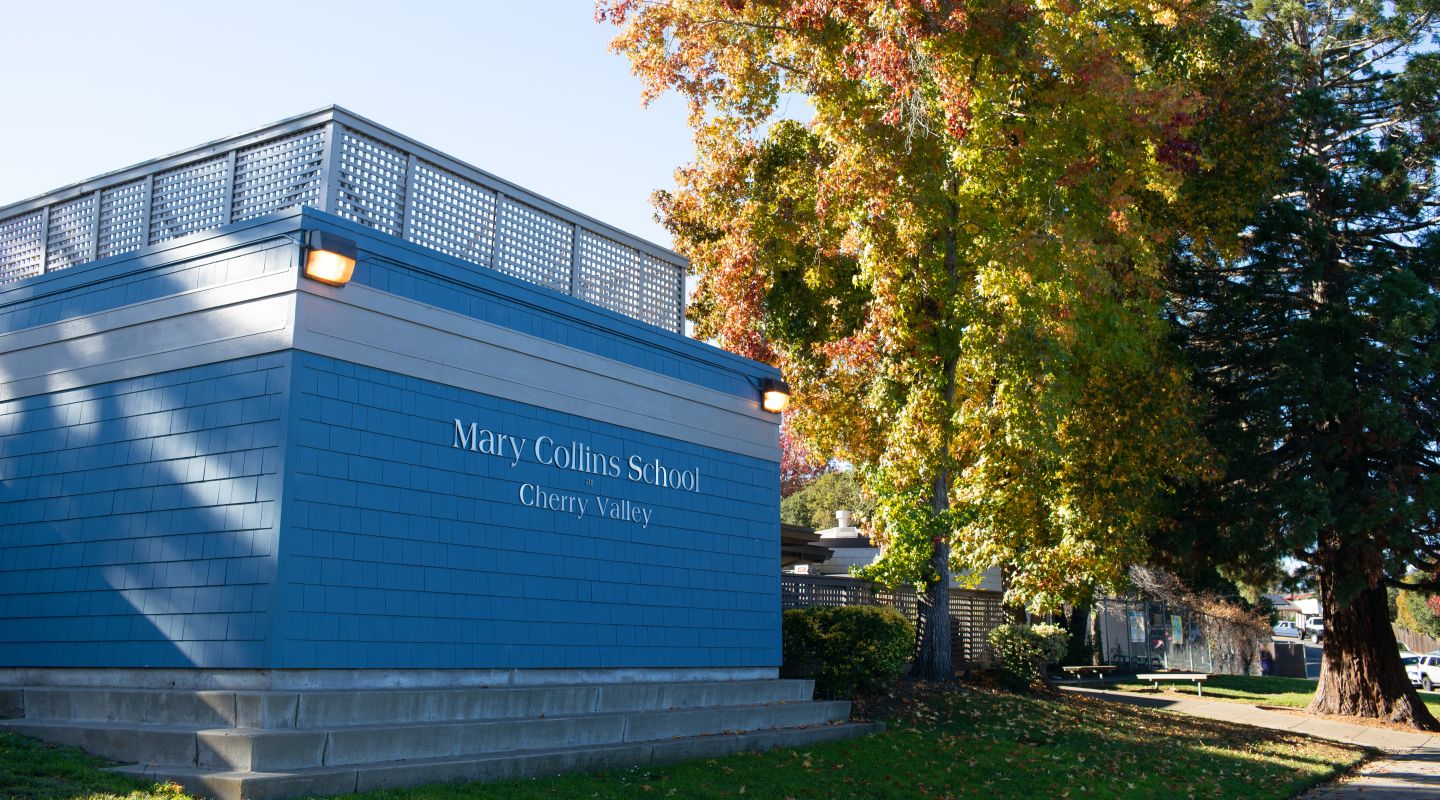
1288 593 1322 621
788 510 1003 593
780 523 832 569
1264 593 1301 620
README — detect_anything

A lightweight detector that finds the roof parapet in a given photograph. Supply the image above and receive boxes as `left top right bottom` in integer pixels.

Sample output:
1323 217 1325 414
0 107 686 333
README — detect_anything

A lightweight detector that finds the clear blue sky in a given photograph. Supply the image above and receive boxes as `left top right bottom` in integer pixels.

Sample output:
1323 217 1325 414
0 1 693 249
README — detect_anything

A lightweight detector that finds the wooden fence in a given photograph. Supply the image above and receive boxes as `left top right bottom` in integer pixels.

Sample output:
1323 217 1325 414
780 574 1006 669
949 589 1011 666
1395 625 1440 654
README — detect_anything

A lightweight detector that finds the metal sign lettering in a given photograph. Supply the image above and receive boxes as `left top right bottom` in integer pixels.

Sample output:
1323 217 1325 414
452 419 701 528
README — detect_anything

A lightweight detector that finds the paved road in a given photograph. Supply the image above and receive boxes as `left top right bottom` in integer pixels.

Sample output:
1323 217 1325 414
1306 640 1322 678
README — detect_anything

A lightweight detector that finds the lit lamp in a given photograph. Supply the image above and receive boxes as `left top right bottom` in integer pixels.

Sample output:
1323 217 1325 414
303 231 358 286
761 377 791 413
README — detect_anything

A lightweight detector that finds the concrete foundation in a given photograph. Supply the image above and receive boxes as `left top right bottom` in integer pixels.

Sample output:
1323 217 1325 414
0 666 779 691
0 678 880 800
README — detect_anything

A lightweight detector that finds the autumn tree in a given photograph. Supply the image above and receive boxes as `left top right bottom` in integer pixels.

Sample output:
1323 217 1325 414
781 469 875 529
780 415 831 497
1168 0 1440 726
1396 575 1440 640
601 0 1265 679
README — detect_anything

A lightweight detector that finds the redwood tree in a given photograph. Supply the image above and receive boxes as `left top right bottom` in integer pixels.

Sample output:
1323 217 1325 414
1169 0 1440 727
601 0 1262 678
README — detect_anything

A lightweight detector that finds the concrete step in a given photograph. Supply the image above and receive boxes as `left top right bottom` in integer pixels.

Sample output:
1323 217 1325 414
12 687 265 728
1 687 22 718
292 679 816 729
114 721 886 800
1 699 851 771
2 679 816 729
320 699 853 768
0 718 200 766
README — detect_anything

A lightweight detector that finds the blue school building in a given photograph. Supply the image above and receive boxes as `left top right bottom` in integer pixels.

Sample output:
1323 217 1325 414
0 107 786 677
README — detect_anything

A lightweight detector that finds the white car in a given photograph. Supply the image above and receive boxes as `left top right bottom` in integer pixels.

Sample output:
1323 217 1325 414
1407 654 1440 691
1302 617 1325 641
1273 621 1301 638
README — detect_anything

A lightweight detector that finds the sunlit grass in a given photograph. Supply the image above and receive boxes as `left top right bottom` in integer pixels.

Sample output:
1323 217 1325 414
0 731 191 800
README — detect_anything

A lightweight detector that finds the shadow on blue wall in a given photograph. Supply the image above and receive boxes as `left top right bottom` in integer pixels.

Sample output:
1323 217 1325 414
0 349 286 668
0 236 292 337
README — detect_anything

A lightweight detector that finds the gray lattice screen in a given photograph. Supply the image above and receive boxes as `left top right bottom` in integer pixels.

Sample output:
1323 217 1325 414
44 194 96 272
231 128 326 223
97 180 149 259
0 111 685 333
0 210 44 284
577 232 685 329
496 198 574 293
407 161 497 267
149 156 230 244
335 130 408 238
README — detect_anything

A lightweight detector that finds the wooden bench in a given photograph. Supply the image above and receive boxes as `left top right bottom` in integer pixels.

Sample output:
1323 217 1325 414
1136 672 1213 696
1061 665 1119 682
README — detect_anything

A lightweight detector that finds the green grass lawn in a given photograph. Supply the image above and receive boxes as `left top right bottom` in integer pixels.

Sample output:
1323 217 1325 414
1 686 1365 800
0 729 192 800
1110 674 1440 717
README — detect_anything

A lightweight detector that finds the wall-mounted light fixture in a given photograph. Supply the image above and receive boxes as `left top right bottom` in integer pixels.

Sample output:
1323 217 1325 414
761 377 791 413
302 231 358 286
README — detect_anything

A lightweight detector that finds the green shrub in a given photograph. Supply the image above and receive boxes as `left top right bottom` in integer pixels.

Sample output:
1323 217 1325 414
988 623 1069 689
782 605 916 698
1032 623 1069 663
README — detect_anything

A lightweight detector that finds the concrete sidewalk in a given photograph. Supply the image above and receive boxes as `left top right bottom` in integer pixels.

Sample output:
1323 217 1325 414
1060 685 1440 798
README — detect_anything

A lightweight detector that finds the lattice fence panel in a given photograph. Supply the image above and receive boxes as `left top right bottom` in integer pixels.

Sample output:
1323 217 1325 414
780 575 920 614
231 127 326 222
494 198 572 292
407 161 497 267
641 253 683 330
335 129 407 237
44 194 97 272
97 179 148 259
149 156 229 244
878 586 921 620
574 233 683 331
950 591 1007 667
575 231 646 321
780 575 1006 668
1 118 686 327
0 210 45 284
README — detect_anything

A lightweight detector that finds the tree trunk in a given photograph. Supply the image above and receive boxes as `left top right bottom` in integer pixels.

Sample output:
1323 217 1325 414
1309 577 1439 729
1090 604 1104 666
1066 593 1093 665
911 473 954 681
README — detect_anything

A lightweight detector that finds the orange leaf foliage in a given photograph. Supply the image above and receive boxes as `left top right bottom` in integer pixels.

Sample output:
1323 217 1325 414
602 0 1272 606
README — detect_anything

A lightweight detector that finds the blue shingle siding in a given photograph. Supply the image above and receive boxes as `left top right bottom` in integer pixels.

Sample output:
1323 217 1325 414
0 239 292 335
0 355 287 668
273 352 780 669
345 241 766 402
0 209 783 672
0 349 781 670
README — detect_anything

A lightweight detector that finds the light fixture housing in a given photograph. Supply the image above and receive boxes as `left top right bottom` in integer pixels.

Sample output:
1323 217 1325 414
761 377 791 413
303 231 358 286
